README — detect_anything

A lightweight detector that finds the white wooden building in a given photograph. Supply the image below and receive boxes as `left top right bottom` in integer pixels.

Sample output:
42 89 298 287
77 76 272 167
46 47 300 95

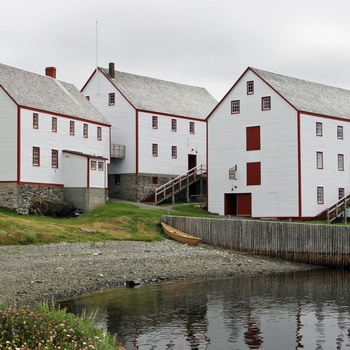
0 63 110 213
82 63 217 202
207 67 350 219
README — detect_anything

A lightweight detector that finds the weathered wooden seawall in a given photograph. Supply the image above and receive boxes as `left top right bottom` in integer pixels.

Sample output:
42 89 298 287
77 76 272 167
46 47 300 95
161 216 350 267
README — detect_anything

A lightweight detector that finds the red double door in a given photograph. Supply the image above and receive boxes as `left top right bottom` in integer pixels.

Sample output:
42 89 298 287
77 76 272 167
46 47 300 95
224 193 252 217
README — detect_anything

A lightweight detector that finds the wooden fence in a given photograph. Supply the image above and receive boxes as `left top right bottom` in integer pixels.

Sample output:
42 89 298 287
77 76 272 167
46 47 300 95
161 216 350 268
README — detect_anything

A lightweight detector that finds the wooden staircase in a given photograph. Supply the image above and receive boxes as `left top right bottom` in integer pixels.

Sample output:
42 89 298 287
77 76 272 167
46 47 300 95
315 193 350 223
150 164 206 205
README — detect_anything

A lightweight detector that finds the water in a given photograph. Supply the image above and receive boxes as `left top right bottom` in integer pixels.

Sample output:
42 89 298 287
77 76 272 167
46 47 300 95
60 269 350 349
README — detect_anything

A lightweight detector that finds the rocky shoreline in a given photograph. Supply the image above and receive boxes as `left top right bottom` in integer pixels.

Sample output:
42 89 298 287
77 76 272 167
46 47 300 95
0 239 322 306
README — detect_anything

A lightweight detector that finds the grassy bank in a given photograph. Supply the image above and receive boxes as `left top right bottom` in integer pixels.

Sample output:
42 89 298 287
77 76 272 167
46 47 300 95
0 202 215 246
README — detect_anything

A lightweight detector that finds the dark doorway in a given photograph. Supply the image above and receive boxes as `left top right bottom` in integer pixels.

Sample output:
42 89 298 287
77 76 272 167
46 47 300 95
225 193 252 217
188 154 197 170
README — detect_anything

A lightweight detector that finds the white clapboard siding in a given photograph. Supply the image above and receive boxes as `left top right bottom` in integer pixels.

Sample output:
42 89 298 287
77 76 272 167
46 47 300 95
0 88 17 181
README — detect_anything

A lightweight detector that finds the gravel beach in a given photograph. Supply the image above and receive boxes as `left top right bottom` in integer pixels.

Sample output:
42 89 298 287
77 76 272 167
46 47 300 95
0 239 322 306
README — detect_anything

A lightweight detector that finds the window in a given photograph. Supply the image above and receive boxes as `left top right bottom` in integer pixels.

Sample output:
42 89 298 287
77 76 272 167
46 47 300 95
231 100 240 114
338 154 344 171
337 125 343 139
52 117 57 132
189 121 195 134
316 122 323 136
32 147 40 166
262 96 271 110
171 146 177 159
152 176 159 185
70 121 75 135
97 126 102 141
91 161 96 170
171 119 177 132
83 123 88 138
98 162 104 171
247 81 254 95
86 96 90 101
152 143 158 157
246 126 260 151
339 188 345 200
316 152 323 169
51 149 58 168
109 93 115 106
33 113 39 129
246 162 261 185
317 187 324 204
152 116 158 129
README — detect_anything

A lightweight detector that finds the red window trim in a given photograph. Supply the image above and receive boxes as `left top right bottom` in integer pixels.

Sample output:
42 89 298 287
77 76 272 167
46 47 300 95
152 143 158 157
171 119 177 132
261 96 271 111
51 149 59 168
338 154 344 171
91 160 97 170
337 125 343 140
189 121 195 134
98 161 104 171
52 117 57 132
32 146 40 166
231 100 240 114
108 93 115 106
339 187 345 200
33 113 39 129
83 123 88 138
316 122 323 136
316 151 323 169
97 126 102 141
317 187 324 204
70 120 75 135
171 146 177 159
247 81 254 95
152 116 158 129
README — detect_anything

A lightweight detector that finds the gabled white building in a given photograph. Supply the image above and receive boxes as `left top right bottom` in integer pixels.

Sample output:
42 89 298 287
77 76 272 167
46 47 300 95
207 67 350 219
0 63 111 213
82 63 217 202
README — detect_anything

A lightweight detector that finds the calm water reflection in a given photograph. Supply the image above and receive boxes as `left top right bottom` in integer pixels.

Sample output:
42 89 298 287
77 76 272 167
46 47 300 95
60 269 350 349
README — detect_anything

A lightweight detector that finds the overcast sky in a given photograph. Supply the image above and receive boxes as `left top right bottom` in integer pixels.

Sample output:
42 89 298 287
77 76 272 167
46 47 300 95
2 0 350 101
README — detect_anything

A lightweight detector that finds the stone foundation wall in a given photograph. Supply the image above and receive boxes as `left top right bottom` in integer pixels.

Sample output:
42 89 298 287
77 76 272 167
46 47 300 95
0 183 64 214
108 173 176 202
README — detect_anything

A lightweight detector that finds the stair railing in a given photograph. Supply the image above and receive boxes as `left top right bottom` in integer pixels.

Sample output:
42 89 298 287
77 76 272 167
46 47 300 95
155 164 206 205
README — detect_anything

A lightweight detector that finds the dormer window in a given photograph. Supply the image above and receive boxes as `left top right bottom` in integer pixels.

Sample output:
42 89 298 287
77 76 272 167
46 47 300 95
247 81 254 95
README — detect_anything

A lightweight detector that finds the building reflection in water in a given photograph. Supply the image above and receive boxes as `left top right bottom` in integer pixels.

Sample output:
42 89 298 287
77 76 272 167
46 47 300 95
60 269 350 349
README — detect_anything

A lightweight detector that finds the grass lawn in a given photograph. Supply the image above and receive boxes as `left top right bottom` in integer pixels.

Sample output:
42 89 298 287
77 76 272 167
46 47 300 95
0 201 216 246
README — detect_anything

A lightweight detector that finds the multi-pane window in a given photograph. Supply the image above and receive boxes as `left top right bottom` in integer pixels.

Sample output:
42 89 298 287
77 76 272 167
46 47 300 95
152 143 158 157
91 161 96 170
98 162 104 171
339 188 345 200
70 121 75 135
33 113 39 129
32 147 40 166
171 146 177 159
52 117 57 132
152 116 158 129
316 122 323 136
109 93 115 106
231 100 240 114
51 149 58 168
317 187 324 204
337 125 344 139
171 119 177 132
189 121 195 134
316 152 323 169
338 154 344 171
83 123 88 138
261 96 271 110
247 81 254 95
97 126 102 141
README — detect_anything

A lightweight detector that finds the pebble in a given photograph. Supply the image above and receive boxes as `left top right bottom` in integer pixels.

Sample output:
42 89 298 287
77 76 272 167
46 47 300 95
0 240 321 306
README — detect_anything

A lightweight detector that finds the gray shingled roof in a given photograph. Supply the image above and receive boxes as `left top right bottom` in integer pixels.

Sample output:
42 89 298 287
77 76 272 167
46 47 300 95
251 67 350 119
100 67 217 119
0 63 109 125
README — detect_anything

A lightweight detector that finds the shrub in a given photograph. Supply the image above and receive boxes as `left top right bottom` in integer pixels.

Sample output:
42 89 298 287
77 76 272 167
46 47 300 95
19 230 37 245
0 304 124 349
29 199 76 218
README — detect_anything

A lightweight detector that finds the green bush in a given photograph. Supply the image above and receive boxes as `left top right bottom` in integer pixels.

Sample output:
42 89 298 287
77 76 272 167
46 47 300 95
0 304 124 349
29 199 76 218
